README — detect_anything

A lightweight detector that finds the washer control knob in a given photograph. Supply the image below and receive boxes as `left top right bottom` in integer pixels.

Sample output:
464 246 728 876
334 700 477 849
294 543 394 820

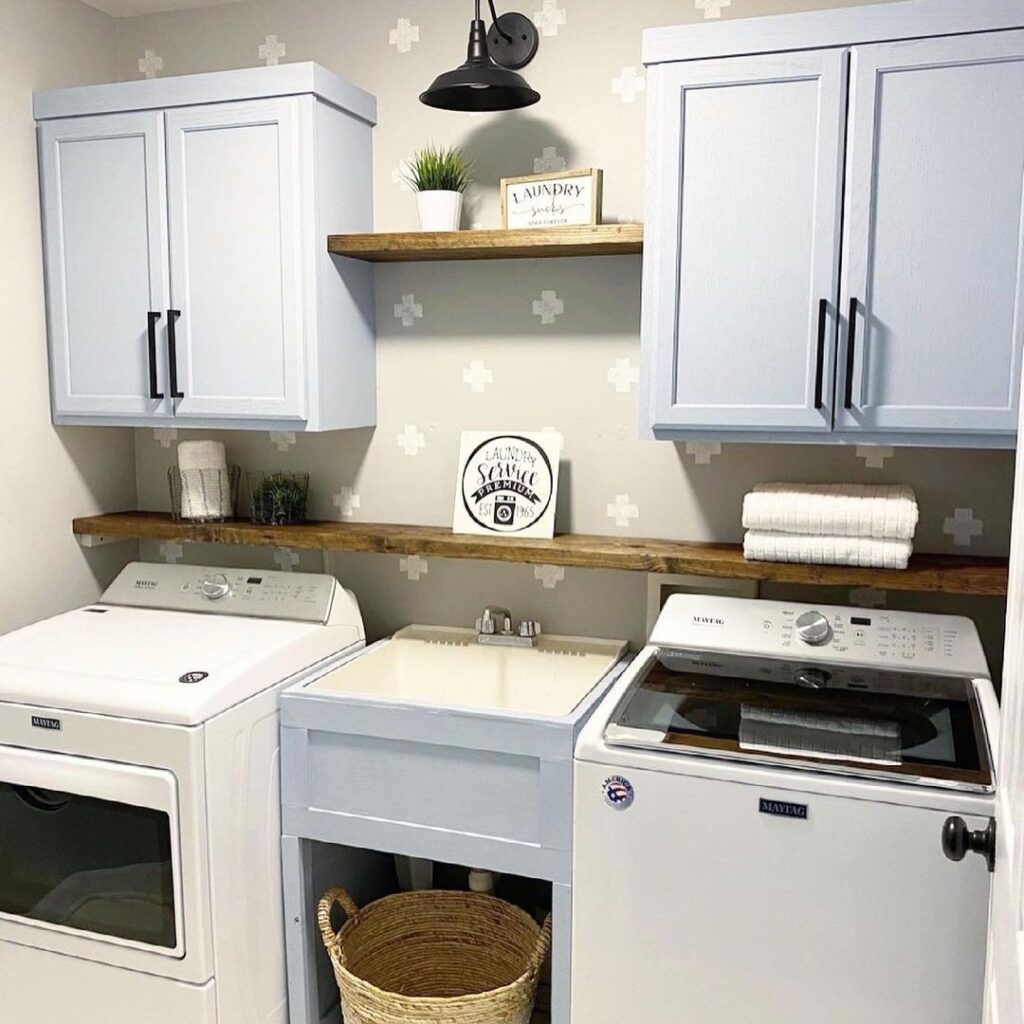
796 611 832 646
200 573 231 601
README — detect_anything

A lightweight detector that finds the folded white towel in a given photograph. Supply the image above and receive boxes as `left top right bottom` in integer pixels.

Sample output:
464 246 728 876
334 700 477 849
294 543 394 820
743 531 913 570
742 483 918 541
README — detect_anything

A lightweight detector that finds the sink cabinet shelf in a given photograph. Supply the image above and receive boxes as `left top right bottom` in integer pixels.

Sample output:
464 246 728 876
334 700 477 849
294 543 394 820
72 512 1008 596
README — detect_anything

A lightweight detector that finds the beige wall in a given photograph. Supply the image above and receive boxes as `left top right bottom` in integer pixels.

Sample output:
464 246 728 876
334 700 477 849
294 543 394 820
113 0 1012 660
0 0 137 634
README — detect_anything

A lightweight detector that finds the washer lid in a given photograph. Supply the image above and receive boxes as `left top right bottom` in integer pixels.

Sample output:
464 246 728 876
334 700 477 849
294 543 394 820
603 647 993 792
0 605 360 725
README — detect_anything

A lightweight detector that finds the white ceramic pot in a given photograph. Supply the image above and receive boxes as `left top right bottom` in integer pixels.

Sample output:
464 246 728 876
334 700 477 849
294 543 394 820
415 190 464 232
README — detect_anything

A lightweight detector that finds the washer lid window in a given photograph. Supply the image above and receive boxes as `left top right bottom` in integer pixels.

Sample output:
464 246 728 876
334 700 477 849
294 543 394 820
604 648 993 792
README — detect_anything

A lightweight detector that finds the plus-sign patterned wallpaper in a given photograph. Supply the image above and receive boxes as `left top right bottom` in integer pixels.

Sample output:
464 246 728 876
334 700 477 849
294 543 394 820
118 0 1012 664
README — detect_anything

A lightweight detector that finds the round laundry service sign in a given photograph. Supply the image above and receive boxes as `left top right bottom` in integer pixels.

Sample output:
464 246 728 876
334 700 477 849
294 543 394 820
460 434 555 534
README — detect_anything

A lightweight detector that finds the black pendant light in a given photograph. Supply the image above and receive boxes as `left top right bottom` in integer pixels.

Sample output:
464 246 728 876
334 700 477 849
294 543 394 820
420 0 541 112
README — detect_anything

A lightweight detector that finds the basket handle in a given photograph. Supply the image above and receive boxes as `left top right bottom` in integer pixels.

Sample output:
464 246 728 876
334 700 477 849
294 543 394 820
527 914 553 978
317 887 361 950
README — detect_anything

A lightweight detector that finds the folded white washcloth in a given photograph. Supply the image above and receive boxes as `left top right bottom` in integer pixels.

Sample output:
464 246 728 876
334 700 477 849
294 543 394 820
743 530 913 570
742 483 918 541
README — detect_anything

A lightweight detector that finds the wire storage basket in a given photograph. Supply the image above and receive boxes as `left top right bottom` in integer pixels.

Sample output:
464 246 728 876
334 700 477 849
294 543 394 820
317 888 552 1024
246 471 309 526
168 465 240 522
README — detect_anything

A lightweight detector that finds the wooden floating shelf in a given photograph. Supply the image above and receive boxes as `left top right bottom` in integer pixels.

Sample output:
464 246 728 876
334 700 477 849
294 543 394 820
72 512 1008 597
327 224 644 263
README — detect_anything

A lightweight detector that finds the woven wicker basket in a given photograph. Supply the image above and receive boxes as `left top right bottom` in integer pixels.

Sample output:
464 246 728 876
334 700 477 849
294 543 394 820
317 887 552 1024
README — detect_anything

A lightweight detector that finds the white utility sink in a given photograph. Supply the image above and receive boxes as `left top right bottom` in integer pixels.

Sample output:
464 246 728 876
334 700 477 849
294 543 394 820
307 625 628 717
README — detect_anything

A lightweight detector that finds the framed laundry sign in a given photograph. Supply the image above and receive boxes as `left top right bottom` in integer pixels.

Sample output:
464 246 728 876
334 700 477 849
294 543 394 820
453 431 562 539
500 168 603 229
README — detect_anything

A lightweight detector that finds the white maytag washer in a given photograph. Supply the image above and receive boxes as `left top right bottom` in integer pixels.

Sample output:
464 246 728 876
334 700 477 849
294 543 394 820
573 594 998 1024
0 562 364 1024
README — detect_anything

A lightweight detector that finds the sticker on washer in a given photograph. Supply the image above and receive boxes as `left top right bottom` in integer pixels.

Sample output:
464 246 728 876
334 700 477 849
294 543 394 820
178 671 209 684
603 775 635 810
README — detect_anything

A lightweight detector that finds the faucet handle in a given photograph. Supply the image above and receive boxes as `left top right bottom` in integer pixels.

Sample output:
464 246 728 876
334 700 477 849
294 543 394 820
477 605 513 636
518 620 541 639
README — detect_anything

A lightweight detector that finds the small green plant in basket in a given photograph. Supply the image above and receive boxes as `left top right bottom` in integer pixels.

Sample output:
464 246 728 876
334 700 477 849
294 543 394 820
248 472 309 526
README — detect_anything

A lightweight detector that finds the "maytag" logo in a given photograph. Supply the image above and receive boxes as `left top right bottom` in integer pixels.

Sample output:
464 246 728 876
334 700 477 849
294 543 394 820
31 715 62 732
692 616 725 626
759 798 808 820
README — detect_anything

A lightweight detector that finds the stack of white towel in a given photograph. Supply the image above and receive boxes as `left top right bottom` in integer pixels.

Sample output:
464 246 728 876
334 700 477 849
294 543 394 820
742 483 919 570
177 440 233 521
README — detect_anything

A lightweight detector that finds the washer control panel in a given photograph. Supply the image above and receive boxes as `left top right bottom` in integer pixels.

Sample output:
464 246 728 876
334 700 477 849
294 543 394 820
100 562 337 622
650 594 988 677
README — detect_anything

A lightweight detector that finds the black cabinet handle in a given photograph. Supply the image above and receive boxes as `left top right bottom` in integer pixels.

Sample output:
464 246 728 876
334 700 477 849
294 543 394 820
844 296 859 410
814 299 828 411
167 309 184 399
147 311 164 400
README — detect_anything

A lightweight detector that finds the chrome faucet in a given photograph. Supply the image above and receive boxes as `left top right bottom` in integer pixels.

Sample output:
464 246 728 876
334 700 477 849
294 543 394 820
475 605 541 648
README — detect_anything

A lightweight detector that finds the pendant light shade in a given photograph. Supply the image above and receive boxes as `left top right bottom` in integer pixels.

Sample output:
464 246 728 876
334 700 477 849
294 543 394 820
420 6 540 112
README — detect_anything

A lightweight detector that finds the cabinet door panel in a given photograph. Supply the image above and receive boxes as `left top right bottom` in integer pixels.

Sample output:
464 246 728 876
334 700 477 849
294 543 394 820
165 99 307 422
39 113 170 418
838 32 1024 436
644 50 847 433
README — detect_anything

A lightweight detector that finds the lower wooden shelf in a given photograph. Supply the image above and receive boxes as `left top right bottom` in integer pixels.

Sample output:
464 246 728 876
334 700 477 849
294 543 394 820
72 512 1008 597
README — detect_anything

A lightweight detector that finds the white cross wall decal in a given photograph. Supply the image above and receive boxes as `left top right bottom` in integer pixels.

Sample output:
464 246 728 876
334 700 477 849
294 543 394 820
159 541 184 564
696 0 732 19
153 428 178 449
389 18 420 53
943 508 984 547
856 445 895 470
392 159 415 193
534 146 567 173
397 425 426 457
274 547 300 572
258 34 287 66
333 486 361 518
607 358 640 394
394 294 423 328
533 290 565 325
463 360 494 394
607 493 640 529
535 564 566 589
269 431 296 452
534 0 567 37
686 441 722 466
400 555 429 581
612 66 646 104
139 49 164 79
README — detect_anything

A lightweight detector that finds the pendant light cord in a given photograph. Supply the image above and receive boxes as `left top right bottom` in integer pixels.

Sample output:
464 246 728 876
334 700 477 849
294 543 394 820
485 0 514 42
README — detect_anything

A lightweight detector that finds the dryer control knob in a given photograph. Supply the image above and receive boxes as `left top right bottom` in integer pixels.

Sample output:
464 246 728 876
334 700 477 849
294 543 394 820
200 573 231 601
796 611 832 646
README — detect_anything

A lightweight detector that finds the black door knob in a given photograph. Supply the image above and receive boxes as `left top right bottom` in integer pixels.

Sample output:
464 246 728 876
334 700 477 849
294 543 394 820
942 816 996 873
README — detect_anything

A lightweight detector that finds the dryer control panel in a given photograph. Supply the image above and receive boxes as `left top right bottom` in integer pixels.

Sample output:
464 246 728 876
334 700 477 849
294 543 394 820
100 562 340 623
649 594 989 678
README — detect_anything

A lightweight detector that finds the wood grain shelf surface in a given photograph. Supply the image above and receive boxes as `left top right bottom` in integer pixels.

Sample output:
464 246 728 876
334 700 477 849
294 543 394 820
72 512 1008 596
327 224 644 262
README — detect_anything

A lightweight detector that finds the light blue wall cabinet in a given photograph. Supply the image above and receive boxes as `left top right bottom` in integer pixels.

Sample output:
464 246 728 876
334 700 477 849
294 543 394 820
642 1 1024 448
35 64 377 432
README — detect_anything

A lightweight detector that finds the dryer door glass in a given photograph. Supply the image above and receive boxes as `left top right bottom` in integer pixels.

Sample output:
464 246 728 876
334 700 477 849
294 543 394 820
0 747 181 954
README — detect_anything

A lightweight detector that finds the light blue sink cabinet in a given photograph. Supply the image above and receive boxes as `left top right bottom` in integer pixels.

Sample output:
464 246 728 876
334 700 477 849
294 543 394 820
641 0 1024 448
279 628 630 1024
33 64 376 432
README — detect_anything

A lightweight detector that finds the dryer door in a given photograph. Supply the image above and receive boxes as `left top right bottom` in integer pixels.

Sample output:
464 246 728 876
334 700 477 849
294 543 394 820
0 746 184 957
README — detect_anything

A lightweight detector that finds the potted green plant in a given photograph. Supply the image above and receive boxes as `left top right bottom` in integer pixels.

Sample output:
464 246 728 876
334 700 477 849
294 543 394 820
247 471 309 526
404 144 473 232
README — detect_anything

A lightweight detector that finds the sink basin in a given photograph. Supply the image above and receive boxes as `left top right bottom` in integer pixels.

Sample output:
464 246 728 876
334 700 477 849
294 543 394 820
306 625 628 717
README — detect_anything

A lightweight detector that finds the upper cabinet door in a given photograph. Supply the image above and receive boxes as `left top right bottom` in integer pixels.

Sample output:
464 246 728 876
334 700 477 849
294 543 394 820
644 50 848 434
39 113 170 418
837 32 1024 437
165 99 308 422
